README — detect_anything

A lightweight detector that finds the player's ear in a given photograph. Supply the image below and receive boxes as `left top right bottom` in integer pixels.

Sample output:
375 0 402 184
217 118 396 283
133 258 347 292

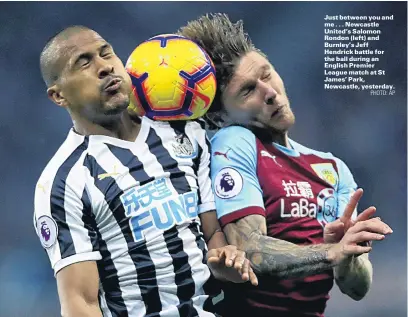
47 85 68 108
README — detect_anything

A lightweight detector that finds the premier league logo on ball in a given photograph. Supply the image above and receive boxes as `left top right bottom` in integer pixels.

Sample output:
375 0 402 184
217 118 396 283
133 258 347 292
214 167 243 199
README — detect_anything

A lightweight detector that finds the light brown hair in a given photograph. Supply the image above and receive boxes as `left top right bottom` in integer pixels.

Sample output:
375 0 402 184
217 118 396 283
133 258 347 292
177 13 264 128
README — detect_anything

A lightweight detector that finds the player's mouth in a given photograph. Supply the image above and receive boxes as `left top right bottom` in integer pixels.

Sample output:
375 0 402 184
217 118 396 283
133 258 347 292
103 77 123 93
271 105 284 118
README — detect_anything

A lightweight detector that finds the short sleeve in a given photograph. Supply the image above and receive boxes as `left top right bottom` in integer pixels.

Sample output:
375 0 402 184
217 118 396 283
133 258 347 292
210 126 265 227
34 171 101 275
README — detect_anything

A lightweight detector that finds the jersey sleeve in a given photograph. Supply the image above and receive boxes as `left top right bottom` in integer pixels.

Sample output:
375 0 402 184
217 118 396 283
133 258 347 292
334 157 358 220
191 120 216 214
34 173 102 275
210 126 265 227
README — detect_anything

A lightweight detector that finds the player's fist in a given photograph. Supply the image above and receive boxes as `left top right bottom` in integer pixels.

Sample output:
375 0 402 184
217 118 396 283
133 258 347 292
207 245 258 286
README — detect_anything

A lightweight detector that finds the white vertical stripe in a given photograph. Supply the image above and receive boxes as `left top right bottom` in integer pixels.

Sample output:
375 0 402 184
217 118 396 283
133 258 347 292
177 222 211 304
64 151 94 254
129 133 178 196
186 122 215 213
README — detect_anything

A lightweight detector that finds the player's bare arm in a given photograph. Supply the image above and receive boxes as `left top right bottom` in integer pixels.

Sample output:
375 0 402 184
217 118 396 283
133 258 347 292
335 253 373 301
200 210 258 285
56 261 102 317
224 214 390 279
224 214 333 278
199 210 228 249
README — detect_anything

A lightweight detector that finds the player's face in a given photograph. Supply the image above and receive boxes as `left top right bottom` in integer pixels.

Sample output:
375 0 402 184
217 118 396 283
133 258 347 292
222 51 295 132
49 30 132 122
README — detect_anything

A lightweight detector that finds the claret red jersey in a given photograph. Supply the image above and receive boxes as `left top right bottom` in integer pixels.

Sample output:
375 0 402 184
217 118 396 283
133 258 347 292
211 126 357 317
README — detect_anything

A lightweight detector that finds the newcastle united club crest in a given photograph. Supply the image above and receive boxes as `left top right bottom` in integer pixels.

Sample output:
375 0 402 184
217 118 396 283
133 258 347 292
172 133 197 158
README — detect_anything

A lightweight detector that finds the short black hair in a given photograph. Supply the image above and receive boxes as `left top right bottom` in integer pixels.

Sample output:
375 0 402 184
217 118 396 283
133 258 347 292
40 25 92 87
177 13 265 129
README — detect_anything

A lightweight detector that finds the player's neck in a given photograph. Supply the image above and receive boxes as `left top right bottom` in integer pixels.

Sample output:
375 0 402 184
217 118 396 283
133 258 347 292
251 126 290 148
72 111 141 142
272 133 290 148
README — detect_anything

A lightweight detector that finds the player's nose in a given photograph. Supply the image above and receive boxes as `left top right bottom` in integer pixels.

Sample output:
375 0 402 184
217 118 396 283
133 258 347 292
258 81 277 105
97 59 114 79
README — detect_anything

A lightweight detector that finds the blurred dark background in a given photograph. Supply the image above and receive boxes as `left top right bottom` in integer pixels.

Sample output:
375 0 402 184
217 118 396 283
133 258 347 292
0 2 406 317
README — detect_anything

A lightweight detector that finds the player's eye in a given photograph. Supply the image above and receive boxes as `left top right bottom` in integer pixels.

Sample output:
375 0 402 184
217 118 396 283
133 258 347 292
78 57 90 68
261 73 271 81
101 50 113 58
243 84 256 97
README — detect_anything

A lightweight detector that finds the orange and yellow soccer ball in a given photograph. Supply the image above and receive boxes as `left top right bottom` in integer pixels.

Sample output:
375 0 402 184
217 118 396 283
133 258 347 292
125 34 217 121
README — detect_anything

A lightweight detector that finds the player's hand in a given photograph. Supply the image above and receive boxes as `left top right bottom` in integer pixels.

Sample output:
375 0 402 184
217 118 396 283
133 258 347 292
327 216 393 265
207 245 258 286
324 188 376 244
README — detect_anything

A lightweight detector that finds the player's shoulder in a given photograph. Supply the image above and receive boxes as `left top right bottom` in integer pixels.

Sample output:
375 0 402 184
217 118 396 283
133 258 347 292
211 125 256 147
35 129 89 194
211 126 257 166
290 138 349 170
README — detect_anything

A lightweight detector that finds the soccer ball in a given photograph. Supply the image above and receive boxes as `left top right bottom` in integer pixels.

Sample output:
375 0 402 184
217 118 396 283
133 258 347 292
125 34 217 121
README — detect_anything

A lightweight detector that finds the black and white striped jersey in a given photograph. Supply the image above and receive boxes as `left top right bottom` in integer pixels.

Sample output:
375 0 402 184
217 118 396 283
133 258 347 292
34 117 220 317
